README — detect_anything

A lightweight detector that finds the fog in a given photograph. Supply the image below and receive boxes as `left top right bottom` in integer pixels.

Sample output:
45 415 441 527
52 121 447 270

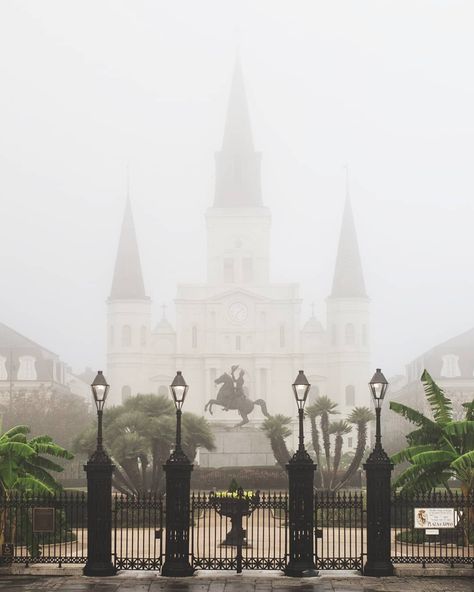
1 1 474 377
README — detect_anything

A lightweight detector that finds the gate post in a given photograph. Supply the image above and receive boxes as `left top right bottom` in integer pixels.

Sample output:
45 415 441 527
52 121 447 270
83 371 116 577
285 371 318 577
363 369 394 577
83 457 116 576
161 450 194 576
162 372 194 577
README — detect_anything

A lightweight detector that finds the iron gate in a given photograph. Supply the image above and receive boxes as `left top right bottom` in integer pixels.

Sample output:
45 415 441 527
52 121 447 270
113 492 164 570
190 491 288 572
314 490 365 571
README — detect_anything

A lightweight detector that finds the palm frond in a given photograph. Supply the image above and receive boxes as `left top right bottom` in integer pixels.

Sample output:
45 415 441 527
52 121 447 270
390 444 434 465
421 369 452 424
389 401 439 430
411 450 457 467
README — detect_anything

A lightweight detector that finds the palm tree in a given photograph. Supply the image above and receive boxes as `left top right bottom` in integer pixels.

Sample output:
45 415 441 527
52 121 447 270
329 420 352 489
73 394 215 494
390 370 474 496
335 406 374 491
305 404 322 468
0 425 73 495
306 396 338 487
260 415 292 471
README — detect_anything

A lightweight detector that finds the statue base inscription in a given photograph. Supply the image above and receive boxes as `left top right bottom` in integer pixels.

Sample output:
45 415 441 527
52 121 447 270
199 423 275 468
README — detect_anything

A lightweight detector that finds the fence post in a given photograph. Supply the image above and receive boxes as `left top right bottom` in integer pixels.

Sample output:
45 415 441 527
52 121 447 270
363 446 393 576
284 449 318 577
161 452 194 576
83 453 116 576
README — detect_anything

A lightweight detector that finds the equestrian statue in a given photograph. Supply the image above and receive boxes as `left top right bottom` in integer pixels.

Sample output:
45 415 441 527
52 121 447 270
204 365 270 427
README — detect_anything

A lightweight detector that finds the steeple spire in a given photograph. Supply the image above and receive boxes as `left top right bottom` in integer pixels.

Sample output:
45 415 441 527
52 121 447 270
214 58 262 207
330 169 367 298
109 197 148 301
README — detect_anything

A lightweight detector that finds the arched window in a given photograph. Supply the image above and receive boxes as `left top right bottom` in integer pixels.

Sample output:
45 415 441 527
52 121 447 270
121 385 132 402
242 258 253 282
192 326 198 349
140 326 147 346
18 356 37 380
122 325 132 347
441 354 461 378
345 323 355 345
362 324 368 346
0 356 7 380
109 325 114 346
279 325 286 348
345 385 355 407
331 324 337 346
224 258 234 283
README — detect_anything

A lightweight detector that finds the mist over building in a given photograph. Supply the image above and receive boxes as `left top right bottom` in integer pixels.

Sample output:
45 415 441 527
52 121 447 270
106 60 370 444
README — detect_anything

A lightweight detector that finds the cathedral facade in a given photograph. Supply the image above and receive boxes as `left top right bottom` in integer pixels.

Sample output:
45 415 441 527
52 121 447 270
106 62 371 431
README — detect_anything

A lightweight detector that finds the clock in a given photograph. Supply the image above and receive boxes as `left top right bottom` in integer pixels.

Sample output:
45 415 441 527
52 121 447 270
228 302 248 324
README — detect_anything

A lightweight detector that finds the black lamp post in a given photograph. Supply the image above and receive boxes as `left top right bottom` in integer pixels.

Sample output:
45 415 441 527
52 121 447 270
83 371 116 577
161 371 194 577
284 370 318 578
363 368 394 577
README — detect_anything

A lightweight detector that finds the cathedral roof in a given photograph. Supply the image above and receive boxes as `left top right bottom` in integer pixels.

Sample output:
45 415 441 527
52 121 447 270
154 317 175 334
213 58 263 208
109 198 148 301
330 195 367 299
302 316 324 333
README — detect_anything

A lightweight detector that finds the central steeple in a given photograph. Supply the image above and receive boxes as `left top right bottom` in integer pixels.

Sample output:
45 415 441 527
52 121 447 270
214 58 263 207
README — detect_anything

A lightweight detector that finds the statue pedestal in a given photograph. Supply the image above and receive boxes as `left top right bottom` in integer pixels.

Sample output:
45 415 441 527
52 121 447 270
199 423 275 467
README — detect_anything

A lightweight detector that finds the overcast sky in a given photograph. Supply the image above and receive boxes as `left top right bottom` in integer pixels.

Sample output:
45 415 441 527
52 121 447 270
1 1 473 378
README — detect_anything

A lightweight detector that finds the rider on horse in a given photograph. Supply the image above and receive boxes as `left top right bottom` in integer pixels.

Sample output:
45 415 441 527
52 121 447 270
222 365 245 411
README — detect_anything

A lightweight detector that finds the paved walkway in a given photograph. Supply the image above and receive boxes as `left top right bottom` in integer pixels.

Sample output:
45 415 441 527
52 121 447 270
0 573 472 592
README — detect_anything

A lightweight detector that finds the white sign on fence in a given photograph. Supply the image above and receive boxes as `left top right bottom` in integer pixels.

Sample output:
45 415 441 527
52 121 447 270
414 507 456 529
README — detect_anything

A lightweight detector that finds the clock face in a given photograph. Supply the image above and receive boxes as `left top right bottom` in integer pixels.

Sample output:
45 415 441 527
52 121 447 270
228 302 248 324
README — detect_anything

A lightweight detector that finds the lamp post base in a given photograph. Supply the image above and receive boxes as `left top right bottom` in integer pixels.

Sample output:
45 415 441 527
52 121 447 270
83 561 117 577
284 560 319 578
161 560 194 577
363 560 394 577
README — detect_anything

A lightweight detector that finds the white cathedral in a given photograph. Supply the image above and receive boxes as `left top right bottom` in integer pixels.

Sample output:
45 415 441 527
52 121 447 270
106 61 370 427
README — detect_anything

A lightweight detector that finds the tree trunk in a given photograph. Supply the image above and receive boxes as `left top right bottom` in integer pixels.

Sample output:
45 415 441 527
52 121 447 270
321 413 331 484
334 422 366 491
331 434 343 489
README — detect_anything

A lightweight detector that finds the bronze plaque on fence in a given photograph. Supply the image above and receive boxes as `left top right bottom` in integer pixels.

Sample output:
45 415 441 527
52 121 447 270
32 507 55 533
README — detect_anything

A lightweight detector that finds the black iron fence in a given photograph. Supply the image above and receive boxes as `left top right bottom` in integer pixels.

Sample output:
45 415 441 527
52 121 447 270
112 492 164 571
315 490 365 571
391 491 474 567
0 491 87 566
1 488 472 572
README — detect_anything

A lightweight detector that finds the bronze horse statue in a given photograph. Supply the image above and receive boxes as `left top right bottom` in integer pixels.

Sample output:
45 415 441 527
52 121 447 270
204 369 270 428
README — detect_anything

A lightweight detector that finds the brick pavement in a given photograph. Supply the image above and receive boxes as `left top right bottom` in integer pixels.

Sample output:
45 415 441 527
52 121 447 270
0 573 472 592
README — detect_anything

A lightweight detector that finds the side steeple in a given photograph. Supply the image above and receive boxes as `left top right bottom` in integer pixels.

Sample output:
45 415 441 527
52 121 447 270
330 171 367 298
109 197 148 301
214 58 262 207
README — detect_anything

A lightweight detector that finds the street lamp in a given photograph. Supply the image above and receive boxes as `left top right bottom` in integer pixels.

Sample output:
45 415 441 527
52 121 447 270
284 370 318 578
170 370 188 456
293 370 311 454
161 371 194 577
83 371 116 577
363 368 394 577
369 368 388 449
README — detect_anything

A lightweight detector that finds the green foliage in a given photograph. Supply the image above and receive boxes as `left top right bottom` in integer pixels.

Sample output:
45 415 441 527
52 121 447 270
390 370 474 497
260 415 292 471
0 424 73 496
73 394 215 494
